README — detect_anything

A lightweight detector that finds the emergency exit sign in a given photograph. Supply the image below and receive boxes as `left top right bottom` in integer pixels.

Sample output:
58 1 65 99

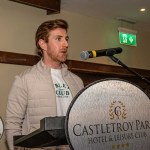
119 32 137 46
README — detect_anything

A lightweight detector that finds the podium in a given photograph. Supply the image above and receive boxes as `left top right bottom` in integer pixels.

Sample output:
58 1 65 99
14 116 67 148
14 79 150 150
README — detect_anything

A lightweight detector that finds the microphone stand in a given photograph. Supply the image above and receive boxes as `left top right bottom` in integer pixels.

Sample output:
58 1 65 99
109 55 150 85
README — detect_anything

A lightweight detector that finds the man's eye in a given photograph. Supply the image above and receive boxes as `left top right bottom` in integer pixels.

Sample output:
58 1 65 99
56 37 61 41
66 37 69 42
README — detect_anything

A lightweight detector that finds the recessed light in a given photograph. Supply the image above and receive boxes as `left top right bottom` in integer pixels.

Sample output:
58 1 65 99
140 8 146 12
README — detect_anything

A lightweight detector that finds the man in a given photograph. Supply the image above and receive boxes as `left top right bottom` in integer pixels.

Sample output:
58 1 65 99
5 19 84 150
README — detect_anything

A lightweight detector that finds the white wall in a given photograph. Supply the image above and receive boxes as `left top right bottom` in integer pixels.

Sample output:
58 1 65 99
0 1 150 149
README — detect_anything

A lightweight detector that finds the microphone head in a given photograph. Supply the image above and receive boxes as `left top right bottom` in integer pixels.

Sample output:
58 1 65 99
80 51 89 60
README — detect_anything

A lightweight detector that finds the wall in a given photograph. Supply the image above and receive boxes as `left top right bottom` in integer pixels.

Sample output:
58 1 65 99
0 0 150 150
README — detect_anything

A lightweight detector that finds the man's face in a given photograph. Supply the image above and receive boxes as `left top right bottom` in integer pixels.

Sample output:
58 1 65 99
42 28 69 64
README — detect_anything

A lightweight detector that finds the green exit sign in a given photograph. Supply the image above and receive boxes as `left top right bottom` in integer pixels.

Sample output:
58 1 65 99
119 32 137 46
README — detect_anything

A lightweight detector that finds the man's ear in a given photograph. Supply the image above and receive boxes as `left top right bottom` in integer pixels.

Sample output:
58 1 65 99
38 39 47 51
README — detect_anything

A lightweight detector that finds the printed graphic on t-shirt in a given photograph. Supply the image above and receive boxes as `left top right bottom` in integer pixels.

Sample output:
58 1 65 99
54 83 71 98
51 68 73 116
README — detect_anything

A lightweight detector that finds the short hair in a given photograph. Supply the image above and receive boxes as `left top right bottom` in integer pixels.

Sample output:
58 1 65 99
35 19 68 52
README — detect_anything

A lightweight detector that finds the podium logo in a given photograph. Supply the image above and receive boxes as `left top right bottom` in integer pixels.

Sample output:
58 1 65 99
109 101 127 120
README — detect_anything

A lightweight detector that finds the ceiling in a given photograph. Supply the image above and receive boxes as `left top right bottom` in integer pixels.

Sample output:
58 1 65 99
61 0 150 31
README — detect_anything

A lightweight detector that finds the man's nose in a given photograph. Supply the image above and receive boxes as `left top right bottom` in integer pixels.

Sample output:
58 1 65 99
63 39 69 47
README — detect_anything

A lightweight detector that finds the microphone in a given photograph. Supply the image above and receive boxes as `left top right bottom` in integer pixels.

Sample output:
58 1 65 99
80 47 122 60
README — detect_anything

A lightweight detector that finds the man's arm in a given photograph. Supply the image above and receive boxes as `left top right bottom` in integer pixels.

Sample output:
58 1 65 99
5 75 27 150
